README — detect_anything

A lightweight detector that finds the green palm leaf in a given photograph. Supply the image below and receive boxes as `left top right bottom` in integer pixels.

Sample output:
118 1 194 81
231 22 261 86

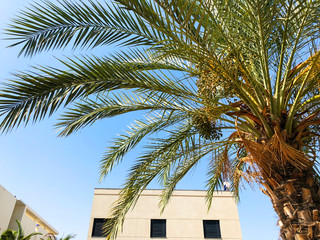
56 92 193 136
99 112 188 179
0 53 196 132
104 121 197 239
159 139 232 212
6 0 166 57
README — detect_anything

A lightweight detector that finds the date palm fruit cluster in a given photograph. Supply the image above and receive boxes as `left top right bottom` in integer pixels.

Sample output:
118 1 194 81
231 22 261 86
197 58 238 102
191 108 222 141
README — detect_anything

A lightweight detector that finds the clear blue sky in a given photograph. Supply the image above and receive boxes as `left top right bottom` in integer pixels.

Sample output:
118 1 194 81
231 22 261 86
0 1 280 239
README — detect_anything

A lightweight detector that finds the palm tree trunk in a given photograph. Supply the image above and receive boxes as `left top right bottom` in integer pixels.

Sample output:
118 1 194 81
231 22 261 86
262 169 320 240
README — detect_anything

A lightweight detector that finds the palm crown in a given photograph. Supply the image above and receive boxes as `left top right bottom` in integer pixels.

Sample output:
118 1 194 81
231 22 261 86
1 0 320 239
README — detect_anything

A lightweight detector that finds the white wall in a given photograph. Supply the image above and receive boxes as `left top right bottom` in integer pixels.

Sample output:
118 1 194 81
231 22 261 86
0 185 17 232
8 201 26 230
21 214 46 240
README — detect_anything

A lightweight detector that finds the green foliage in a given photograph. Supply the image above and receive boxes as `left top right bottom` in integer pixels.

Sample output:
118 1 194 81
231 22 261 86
2 0 320 239
0 220 41 240
42 233 76 240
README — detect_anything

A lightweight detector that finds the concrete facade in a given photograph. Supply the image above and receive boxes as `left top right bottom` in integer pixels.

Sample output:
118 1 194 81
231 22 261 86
0 185 58 238
88 189 242 239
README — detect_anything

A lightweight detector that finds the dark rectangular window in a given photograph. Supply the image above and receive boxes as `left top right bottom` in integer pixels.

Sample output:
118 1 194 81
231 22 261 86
203 220 221 238
150 219 166 238
92 218 111 237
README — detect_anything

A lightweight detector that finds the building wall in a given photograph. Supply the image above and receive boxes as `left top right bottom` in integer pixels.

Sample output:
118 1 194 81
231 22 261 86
0 185 58 239
20 213 46 239
0 185 17 232
88 189 242 240
8 201 26 230
23 208 54 238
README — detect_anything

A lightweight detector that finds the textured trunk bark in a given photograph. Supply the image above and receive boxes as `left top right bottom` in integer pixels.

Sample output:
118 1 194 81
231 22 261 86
263 169 320 240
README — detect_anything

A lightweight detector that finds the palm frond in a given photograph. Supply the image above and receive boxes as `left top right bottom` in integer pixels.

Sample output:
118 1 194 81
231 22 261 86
0 229 18 239
159 139 232 212
22 232 42 240
6 0 167 56
99 112 188 179
286 50 320 132
114 0 222 62
16 220 24 239
205 142 235 208
58 234 76 240
104 121 196 239
56 92 193 136
0 54 196 132
276 0 320 112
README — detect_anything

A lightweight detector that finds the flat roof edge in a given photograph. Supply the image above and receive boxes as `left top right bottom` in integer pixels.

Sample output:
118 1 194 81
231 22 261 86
94 188 231 192
93 188 235 197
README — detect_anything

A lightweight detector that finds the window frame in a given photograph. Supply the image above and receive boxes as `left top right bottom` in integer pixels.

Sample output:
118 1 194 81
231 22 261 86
91 218 111 237
203 220 221 239
150 219 167 238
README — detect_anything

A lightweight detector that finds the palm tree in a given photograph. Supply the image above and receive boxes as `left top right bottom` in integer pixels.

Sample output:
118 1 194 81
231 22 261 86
42 233 76 240
0 220 42 240
1 0 320 239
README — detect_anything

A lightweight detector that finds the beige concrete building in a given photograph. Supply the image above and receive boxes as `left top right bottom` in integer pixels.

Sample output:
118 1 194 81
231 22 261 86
0 185 58 238
88 189 242 239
